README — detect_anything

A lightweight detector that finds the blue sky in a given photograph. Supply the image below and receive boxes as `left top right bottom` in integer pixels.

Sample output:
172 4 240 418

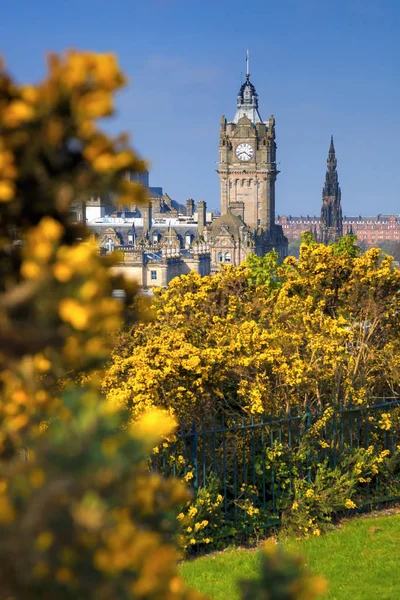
1 0 399 215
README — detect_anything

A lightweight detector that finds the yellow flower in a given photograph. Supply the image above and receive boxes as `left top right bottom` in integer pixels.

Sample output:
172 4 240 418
33 354 51 372
305 489 314 498
189 538 196 545
21 260 42 280
292 501 299 510
79 280 99 300
0 180 15 202
92 153 116 172
59 299 90 330
93 53 124 89
133 409 176 448
39 217 64 241
188 506 198 518
313 528 321 536
53 262 73 282
78 91 113 119
33 241 53 261
114 151 134 170
20 85 40 104
177 513 185 521
344 499 356 510
3 100 34 126
85 337 105 357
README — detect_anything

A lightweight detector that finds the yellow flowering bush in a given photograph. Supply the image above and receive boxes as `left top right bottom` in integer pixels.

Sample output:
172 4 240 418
0 50 150 458
177 478 227 551
103 235 400 423
281 447 396 538
0 51 206 600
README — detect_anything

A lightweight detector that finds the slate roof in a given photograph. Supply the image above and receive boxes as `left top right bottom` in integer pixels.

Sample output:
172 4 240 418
89 223 199 246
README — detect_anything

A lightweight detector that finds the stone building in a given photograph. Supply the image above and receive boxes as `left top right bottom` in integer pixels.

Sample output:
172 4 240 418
278 214 400 248
110 242 210 288
319 136 343 244
90 205 212 288
210 54 288 268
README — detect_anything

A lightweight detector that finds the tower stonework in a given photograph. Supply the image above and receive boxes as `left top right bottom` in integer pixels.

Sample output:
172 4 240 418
214 56 287 266
319 136 343 244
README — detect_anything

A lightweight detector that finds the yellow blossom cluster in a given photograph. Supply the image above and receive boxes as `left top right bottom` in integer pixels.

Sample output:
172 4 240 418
177 483 225 551
0 51 206 599
103 237 400 424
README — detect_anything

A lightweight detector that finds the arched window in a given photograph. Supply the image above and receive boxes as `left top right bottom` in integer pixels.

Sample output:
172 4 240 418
128 233 134 245
107 238 114 253
224 252 231 263
152 233 159 244
217 252 223 263
185 234 192 246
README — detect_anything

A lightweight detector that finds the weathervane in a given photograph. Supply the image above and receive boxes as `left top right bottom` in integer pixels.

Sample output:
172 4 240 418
246 49 250 78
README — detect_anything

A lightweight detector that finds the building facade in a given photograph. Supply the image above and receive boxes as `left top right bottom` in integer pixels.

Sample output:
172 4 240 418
277 214 400 248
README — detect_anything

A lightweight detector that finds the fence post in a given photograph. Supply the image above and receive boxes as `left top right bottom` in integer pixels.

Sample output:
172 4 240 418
305 402 311 483
191 421 198 492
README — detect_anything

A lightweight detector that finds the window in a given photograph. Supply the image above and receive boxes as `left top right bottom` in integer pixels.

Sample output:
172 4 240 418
153 234 159 244
107 238 114 253
185 234 191 246
224 252 231 263
128 233 134 245
217 252 223 262
150 270 157 280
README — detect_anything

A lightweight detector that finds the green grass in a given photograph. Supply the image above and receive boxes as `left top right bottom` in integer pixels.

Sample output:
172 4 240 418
180 513 400 600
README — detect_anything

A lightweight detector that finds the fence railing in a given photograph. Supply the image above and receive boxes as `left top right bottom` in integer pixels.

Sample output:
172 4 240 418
152 397 400 526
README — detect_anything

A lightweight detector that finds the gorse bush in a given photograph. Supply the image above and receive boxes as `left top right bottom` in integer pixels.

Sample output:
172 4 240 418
103 237 400 423
239 541 327 600
0 50 326 599
0 50 202 600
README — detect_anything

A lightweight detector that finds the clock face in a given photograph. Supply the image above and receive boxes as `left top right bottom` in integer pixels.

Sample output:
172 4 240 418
236 143 254 161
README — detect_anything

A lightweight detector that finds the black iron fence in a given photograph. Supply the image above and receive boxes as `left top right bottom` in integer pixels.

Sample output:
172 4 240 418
152 397 400 524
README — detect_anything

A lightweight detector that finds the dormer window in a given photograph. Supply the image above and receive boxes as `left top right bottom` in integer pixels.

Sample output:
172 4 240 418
128 233 134 245
185 234 191 246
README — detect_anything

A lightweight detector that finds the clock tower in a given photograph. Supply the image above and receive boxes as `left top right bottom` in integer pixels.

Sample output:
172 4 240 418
216 53 287 260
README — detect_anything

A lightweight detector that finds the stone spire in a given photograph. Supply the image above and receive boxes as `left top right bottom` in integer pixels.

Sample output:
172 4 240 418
319 136 343 244
233 51 263 124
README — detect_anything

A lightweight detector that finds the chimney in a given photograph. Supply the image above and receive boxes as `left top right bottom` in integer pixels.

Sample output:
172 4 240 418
186 198 195 218
152 197 161 216
142 201 152 233
198 200 206 237
229 201 244 221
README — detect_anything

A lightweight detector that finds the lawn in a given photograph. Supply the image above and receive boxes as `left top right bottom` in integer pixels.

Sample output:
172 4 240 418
180 512 400 600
